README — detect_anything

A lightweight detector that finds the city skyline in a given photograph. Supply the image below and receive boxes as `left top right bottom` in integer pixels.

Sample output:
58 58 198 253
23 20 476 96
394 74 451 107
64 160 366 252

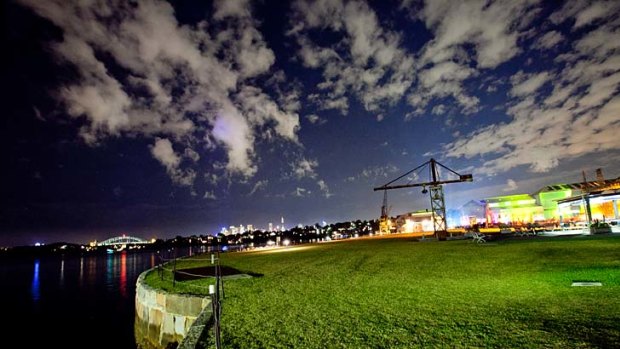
3 0 620 246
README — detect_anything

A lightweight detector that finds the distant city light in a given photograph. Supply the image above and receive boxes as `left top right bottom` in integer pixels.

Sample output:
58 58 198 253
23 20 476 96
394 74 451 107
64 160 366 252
283 239 291 246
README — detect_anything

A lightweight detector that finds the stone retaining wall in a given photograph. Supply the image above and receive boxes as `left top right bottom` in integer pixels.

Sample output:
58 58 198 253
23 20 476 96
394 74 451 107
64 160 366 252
135 270 211 349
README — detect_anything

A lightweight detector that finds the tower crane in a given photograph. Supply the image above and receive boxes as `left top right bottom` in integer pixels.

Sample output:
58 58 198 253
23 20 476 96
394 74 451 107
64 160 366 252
373 158 473 240
379 190 392 235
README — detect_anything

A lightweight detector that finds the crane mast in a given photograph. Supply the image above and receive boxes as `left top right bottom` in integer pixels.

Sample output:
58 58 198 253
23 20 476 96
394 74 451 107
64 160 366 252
379 190 391 235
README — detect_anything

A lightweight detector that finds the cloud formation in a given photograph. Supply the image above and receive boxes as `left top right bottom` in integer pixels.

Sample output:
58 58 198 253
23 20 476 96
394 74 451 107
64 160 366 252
150 138 196 186
407 0 540 115
503 179 518 192
289 0 414 114
317 180 333 198
19 0 299 182
292 158 319 179
445 2 620 174
17 0 620 201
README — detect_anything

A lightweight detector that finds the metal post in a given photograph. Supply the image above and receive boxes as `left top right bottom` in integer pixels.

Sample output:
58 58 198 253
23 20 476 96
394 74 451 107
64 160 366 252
217 250 225 299
582 171 593 234
210 284 221 349
215 257 222 349
172 249 177 288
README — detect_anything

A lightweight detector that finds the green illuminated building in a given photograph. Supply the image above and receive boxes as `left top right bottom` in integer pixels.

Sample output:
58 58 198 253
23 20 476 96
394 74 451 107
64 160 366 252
535 185 575 219
456 172 619 226
484 194 544 224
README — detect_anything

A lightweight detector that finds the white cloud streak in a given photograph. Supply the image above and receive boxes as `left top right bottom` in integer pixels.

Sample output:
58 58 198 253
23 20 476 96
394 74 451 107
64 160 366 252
248 179 269 196
317 179 333 198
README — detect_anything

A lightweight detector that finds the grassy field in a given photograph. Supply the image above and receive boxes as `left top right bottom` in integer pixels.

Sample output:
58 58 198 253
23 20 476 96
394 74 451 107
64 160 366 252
144 235 620 348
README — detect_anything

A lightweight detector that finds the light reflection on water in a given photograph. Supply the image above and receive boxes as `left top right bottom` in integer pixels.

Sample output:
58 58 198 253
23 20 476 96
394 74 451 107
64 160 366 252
31 259 40 302
1 247 218 348
2 249 172 348
60 258 64 286
120 251 127 297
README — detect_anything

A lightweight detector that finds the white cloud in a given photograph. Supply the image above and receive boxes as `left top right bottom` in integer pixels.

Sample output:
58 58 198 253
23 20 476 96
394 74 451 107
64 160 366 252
418 0 539 69
444 11 620 175
503 179 518 192
213 0 251 20
203 190 217 200
18 0 299 184
305 114 325 124
573 2 617 29
248 179 269 196
293 187 308 197
357 164 399 181
533 31 564 50
151 138 196 186
292 158 318 179
317 179 333 198
212 109 256 177
509 71 551 97
289 0 414 114
236 86 300 142
151 138 180 170
550 1 620 29
431 104 446 115
184 148 200 162
405 0 539 115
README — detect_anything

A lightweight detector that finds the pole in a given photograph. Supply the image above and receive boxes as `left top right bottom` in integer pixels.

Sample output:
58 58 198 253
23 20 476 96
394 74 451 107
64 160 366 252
172 248 177 287
218 250 225 299
210 283 221 349
582 171 593 234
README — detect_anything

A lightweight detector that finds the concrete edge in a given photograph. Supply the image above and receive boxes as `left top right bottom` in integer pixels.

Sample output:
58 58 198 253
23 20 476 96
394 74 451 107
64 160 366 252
177 301 214 349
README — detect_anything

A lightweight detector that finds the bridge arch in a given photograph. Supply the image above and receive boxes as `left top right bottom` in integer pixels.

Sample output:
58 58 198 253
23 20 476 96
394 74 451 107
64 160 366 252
98 235 149 246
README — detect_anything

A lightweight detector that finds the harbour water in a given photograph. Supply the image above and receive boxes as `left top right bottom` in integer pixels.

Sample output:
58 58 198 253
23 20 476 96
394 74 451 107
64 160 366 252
0 249 197 348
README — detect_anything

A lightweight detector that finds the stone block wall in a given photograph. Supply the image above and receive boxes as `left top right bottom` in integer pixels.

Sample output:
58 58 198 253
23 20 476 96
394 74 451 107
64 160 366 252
135 271 211 349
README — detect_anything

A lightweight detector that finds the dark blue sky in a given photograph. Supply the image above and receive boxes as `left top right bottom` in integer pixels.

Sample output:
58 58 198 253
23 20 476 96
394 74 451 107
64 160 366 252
3 0 620 246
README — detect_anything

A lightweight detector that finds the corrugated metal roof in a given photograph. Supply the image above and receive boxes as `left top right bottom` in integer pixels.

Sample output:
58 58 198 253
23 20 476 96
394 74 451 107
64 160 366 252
536 177 620 194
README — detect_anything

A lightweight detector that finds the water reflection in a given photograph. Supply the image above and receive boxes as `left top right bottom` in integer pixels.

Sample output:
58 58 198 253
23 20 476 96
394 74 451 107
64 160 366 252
2 249 196 348
79 257 84 287
60 259 65 287
31 259 40 302
106 254 114 289
88 256 96 286
120 252 127 297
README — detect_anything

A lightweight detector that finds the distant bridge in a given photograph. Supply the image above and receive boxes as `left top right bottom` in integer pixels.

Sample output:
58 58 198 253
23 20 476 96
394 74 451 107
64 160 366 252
97 235 151 246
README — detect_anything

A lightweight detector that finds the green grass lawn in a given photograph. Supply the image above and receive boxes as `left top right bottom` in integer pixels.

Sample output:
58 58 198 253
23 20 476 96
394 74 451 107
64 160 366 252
144 235 620 348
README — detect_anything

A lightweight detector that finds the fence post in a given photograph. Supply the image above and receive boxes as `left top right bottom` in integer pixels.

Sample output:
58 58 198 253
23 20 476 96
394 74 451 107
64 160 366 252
218 250 225 299
210 282 222 349
172 248 177 288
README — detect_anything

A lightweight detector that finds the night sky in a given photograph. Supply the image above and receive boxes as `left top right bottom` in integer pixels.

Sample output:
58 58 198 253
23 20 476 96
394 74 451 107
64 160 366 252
3 0 620 246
